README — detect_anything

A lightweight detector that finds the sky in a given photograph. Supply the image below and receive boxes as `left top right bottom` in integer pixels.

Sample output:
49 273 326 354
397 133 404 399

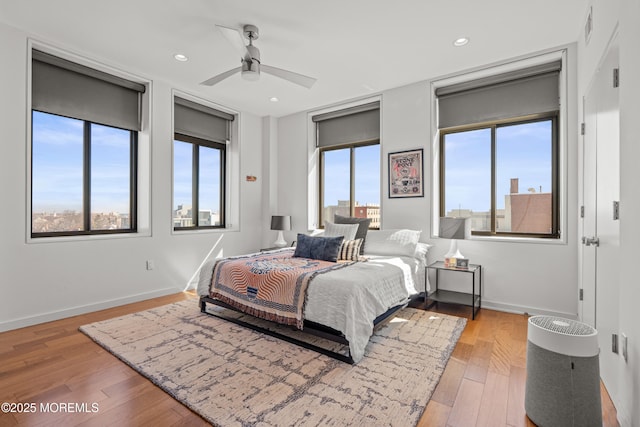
322 144 381 207
33 112 550 217
173 140 221 214
444 120 552 214
32 111 130 214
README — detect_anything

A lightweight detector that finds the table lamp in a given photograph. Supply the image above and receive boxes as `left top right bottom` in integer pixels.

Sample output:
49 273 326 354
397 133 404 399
440 217 468 259
271 215 291 247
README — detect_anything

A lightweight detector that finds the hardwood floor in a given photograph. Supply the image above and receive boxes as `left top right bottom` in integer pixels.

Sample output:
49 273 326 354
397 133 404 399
415 302 619 427
0 293 618 426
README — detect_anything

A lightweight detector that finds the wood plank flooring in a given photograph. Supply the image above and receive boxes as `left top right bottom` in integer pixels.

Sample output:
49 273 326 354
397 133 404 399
415 302 619 427
0 293 618 426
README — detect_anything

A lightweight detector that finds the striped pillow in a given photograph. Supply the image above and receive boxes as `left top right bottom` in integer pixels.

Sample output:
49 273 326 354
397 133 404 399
338 238 363 261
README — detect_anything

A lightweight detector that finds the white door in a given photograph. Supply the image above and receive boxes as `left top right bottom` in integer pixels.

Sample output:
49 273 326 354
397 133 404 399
581 77 597 327
581 35 620 397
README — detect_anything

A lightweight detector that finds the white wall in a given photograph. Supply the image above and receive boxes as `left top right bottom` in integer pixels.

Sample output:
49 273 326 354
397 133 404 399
276 48 580 319
576 0 640 425
0 21 264 331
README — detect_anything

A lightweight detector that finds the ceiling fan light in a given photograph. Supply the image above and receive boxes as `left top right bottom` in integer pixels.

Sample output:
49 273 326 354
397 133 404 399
242 69 260 81
241 60 260 81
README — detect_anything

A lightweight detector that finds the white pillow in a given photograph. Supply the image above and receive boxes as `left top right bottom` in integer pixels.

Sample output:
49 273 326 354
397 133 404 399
324 221 359 241
414 242 431 263
364 229 422 257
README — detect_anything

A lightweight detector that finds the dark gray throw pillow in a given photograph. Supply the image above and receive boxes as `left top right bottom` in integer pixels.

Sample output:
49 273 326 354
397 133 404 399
293 233 344 262
334 214 372 254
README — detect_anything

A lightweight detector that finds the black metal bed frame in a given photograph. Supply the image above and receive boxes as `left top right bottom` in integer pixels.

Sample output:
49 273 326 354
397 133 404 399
199 296 406 364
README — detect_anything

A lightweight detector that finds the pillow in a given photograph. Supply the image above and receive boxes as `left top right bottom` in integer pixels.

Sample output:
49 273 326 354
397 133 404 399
293 233 344 262
414 242 432 263
364 229 422 257
324 221 359 241
334 214 372 254
338 238 363 261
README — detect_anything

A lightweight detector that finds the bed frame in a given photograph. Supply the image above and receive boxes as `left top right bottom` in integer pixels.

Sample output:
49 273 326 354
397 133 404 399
199 295 407 364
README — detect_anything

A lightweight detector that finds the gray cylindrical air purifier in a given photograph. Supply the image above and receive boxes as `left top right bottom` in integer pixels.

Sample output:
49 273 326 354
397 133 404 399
525 315 601 427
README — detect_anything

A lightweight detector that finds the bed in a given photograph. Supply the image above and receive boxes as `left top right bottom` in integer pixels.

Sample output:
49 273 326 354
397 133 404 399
197 229 429 363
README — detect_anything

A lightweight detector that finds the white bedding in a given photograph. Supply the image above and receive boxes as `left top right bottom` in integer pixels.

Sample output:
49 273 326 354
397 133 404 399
197 248 427 363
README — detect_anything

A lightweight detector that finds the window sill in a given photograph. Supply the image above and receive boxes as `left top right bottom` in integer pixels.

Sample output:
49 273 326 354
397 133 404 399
464 234 566 245
171 226 239 236
27 228 151 244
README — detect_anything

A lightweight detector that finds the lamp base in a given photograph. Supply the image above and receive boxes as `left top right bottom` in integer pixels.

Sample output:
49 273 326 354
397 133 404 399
273 231 287 247
444 240 464 259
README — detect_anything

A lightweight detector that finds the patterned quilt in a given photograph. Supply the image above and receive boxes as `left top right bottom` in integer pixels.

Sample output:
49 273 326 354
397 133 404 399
209 249 353 329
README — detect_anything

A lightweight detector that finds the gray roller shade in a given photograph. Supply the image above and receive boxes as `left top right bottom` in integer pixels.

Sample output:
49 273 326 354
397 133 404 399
437 61 561 129
174 97 234 143
312 101 380 147
32 50 145 131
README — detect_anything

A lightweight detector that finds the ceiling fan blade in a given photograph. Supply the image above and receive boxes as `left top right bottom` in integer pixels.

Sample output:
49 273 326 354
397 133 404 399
200 66 242 86
261 64 317 89
216 25 248 58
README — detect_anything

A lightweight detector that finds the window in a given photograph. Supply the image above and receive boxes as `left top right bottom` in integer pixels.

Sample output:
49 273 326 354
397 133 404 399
30 50 144 237
173 97 233 230
173 135 225 229
320 143 381 228
437 61 561 238
441 116 558 237
313 102 381 228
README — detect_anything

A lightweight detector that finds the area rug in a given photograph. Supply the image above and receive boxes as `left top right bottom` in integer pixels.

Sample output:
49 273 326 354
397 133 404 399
80 299 466 426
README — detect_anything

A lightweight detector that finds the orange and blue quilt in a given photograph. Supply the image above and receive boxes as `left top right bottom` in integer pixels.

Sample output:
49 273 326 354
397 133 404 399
210 249 352 329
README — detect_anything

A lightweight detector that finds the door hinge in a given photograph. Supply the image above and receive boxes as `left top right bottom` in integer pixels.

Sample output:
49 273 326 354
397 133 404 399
580 122 585 135
613 68 620 88
579 288 584 301
580 205 584 218
612 333 619 353
613 201 620 220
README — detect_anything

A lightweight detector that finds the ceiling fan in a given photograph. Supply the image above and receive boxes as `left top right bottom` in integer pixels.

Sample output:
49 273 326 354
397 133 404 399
201 24 317 89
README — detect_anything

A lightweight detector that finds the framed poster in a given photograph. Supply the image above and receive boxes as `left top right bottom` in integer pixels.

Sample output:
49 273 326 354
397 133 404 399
388 148 424 198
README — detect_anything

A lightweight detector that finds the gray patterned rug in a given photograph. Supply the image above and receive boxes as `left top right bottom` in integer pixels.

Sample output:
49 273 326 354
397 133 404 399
80 299 466 426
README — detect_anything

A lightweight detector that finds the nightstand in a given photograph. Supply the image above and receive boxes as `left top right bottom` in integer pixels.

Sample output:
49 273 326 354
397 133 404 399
425 261 482 319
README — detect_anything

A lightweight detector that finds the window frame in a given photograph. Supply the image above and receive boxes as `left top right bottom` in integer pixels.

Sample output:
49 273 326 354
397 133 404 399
30 110 138 238
172 132 226 231
318 139 380 229
439 112 559 239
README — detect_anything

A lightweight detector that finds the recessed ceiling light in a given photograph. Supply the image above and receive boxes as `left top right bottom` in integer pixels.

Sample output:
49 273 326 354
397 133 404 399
174 53 188 62
269 97 279 102
453 37 470 47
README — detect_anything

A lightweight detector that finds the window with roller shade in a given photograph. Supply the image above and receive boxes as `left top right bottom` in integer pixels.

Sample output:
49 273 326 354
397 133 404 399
173 97 234 230
30 50 146 237
438 61 561 238
313 102 381 229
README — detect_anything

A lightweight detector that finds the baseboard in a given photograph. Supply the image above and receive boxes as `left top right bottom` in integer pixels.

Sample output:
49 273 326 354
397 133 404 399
481 299 578 319
0 287 181 332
